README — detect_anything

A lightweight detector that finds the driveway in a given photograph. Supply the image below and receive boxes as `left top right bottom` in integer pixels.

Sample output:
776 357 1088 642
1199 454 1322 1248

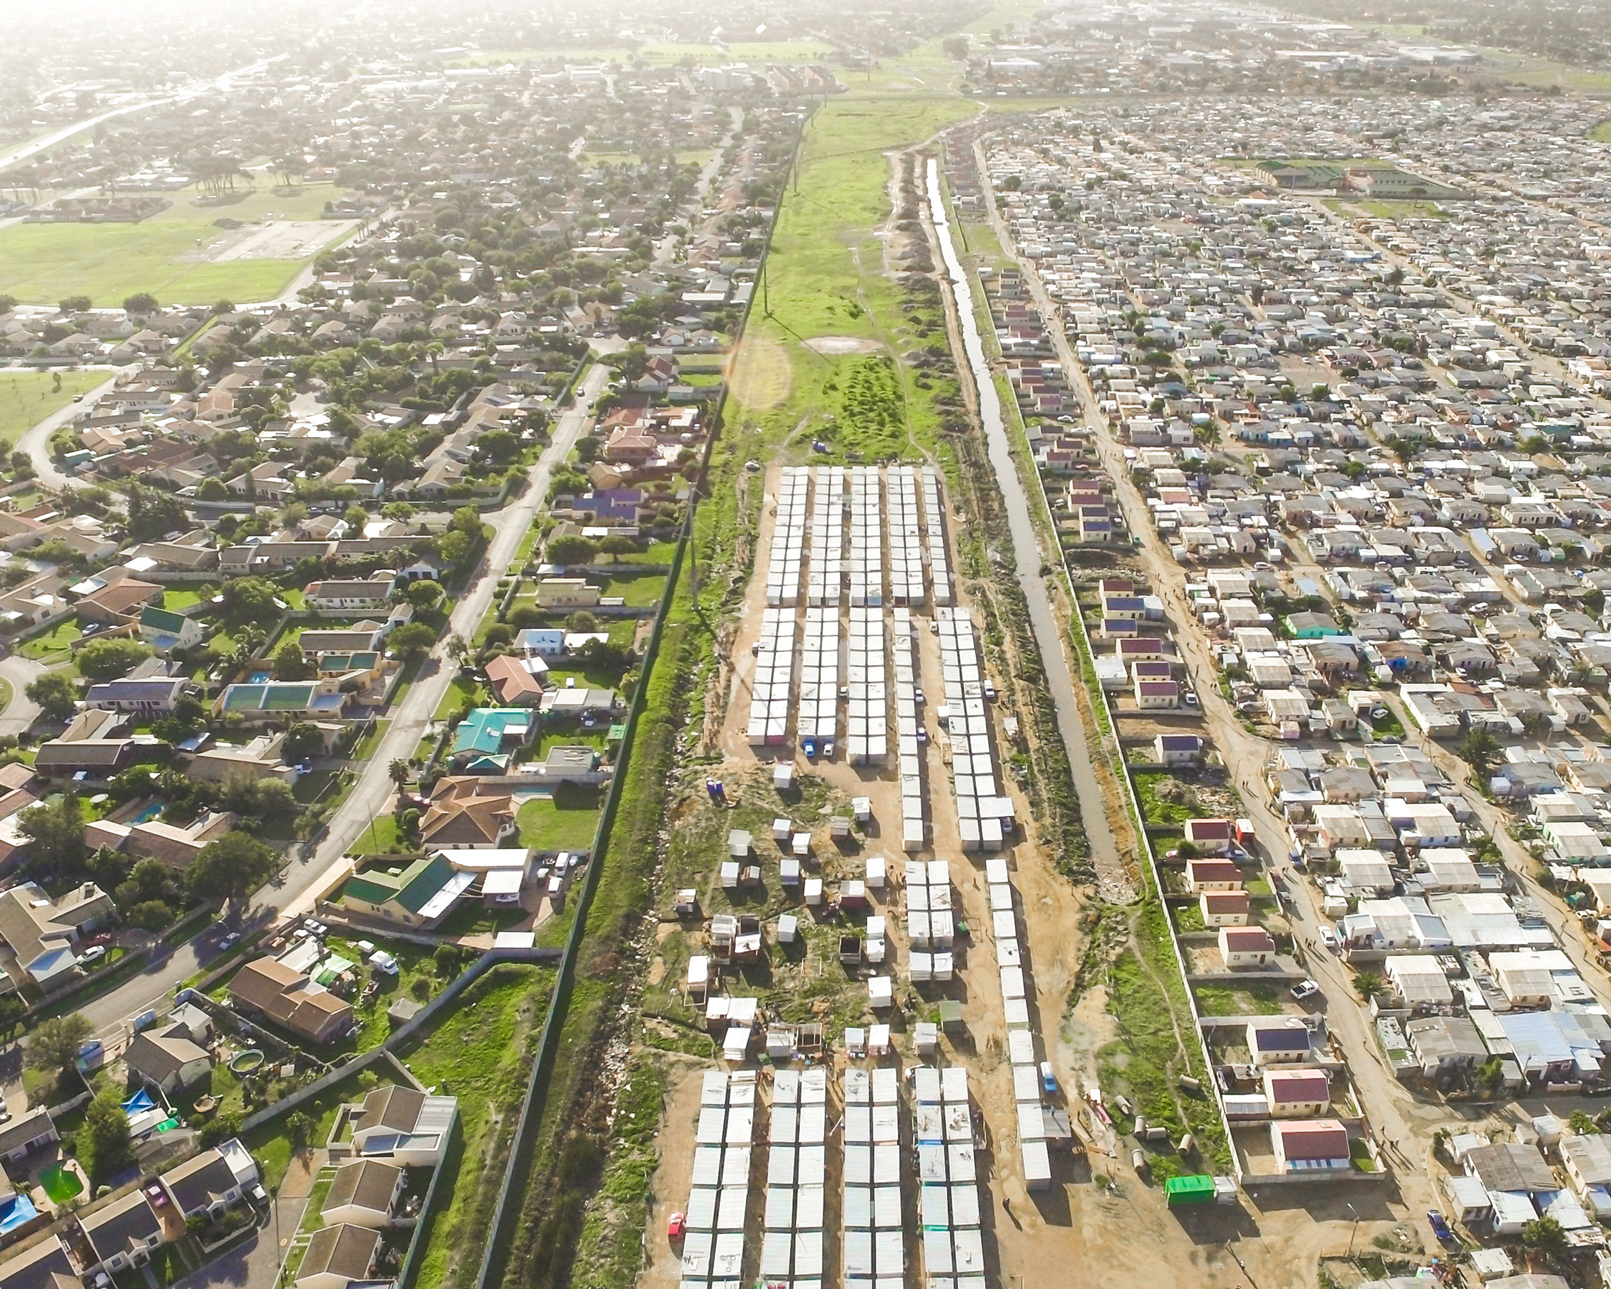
173 1150 323 1289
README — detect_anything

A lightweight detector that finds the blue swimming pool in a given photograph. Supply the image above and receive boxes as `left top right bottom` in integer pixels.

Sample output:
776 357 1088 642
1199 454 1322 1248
248 670 272 684
130 803 163 824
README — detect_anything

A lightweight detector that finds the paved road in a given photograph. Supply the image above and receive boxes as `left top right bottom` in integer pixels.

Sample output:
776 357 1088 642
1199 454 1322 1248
0 654 44 738
64 363 607 1040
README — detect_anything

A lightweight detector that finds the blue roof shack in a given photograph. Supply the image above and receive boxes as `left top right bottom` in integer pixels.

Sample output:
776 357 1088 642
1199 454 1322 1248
451 709 534 771
1498 1009 1607 1085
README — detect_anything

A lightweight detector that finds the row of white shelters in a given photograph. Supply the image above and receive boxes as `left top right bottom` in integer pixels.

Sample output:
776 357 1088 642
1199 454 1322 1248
983 855 1054 1189
937 607 1012 851
766 467 809 607
903 858 956 972
759 1066 828 1286
806 466 844 607
849 465 882 608
846 605 890 765
888 466 926 606
681 1070 759 1286
913 1065 987 1287
745 606 800 747
798 606 841 741
921 466 954 606
891 606 927 851
843 1065 905 1285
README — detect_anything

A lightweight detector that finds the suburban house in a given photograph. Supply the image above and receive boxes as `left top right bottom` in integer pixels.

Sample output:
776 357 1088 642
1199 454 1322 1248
534 578 599 609
124 1023 211 1095
1184 818 1236 853
320 1159 403 1229
1219 925 1276 968
1561 1134 1611 1220
483 654 545 706
0 1110 56 1166
1199 890 1249 926
157 1145 253 1222
83 677 191 715
0 1236 77 1289
137 606 204 652
1153 734 1204 766
1186 859 1242 892
350 1085 458 1166
227 957 354 1045
294 1223 381 1289
1270 1119 1352 1173
418 779 516 850
77 1191 166 1275
305 578 396 612
0 882 113 990
450 709 534 772
217 680 349 723
1248 1019 1317 1066
342 854 472 929
1264 1068 1331 1117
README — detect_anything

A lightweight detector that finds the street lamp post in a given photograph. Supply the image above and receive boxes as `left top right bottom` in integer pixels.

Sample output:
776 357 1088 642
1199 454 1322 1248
1346 1202 1361 1259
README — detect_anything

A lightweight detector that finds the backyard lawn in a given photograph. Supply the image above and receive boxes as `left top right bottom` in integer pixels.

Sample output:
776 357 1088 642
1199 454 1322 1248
516 787 602 851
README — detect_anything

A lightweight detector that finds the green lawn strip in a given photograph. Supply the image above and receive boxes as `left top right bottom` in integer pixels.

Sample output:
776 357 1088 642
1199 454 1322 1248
401 964 554 1289
296 1172 336 1235
351 719 391 762
0 371 106 446
1194 982 1287 1017
244 1077 361 1190
434 677 487 722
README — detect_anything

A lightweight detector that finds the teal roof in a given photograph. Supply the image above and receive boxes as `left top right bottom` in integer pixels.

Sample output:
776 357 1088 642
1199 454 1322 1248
220 682 344 714
453 708 532 757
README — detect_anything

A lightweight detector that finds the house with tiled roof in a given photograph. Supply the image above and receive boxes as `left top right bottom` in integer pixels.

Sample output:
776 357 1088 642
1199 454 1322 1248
342 854 472 929
227 957 353 1045
137 605 203 652
418 780 516 850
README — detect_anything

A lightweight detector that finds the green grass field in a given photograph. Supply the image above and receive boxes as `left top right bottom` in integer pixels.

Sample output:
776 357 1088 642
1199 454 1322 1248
0 181 350 306
0 370 107 446
516 786 602 851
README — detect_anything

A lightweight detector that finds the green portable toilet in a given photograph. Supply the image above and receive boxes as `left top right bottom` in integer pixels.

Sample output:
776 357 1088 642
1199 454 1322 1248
1165 1174 1216 1207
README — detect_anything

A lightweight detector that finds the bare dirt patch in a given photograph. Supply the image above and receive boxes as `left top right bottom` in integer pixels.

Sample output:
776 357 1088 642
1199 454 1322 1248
727 334 793 409
802 335 885 355
207 218 358 261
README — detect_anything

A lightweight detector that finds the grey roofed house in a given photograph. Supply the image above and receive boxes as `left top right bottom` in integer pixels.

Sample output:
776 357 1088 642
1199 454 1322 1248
295 1222 381 1289
1562 1133 1611 1188
158 1148 243 1218
1465 1142 1558 1195
1405 1015 1488 1070
0 1108 56 1163
123 1026 210 1093
321 1158 402 1227
0 1236 79 1289
78 1190 163 1269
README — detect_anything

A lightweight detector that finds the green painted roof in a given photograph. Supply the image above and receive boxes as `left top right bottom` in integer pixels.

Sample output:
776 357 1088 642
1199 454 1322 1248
345 854 455 913
453 708 532 757
140 606 189 632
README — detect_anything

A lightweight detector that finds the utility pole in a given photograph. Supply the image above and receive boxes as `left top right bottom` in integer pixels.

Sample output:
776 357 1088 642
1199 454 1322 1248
1346 1202 1360 1259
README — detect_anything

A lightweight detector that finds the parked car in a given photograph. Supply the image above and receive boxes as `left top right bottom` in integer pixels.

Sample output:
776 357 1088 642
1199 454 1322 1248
217 932 240 952
1290 980 1320 1001
1183 691 1198 706
1427 1210 1453 1243
667 1212 686 1242
76 946 106 966
1318 925 1338 951
144 1183 168 1209
1039 1061 1058 1095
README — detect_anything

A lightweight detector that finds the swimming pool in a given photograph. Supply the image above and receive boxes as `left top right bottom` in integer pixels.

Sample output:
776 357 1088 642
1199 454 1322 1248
249 670 272 684
130 803 163 824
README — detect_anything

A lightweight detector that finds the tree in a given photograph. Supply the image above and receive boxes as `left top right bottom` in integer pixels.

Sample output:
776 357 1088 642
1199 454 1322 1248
1458 728 1500 780
388 759 411 789
197 477 229 501
271 639 315 681
25 672 77 723
83 1087 133 1182
1570 1109 1600 1136
1522 1216 1568 1263
565 610 599 633
127 899 174 932
282 723 324 762
26 1013 92 1075
1353 971 1382 1000
942 35 970 59
219 576 282 629
445 633 469 664
389 623 439 657
404 579 444 610
57 296 91 314
75 638 155 681
17 794 85 873
187 830 281 910
597 534 638 560
198 1106 244 1148
547 535 597 566
122 292 159 316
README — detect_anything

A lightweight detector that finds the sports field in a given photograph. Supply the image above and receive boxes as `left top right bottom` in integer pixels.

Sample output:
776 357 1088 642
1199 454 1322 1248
0 181 353 307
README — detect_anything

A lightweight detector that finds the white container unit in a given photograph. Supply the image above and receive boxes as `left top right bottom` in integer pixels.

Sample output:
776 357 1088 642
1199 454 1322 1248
922 467 953 606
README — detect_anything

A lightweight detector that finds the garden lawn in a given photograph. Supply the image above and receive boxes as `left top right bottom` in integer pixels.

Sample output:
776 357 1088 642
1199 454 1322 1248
516 786 602 851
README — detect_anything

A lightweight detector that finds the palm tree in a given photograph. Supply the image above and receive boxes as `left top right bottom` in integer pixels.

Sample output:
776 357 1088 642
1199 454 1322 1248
388 759 410 791
445 634 469 665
